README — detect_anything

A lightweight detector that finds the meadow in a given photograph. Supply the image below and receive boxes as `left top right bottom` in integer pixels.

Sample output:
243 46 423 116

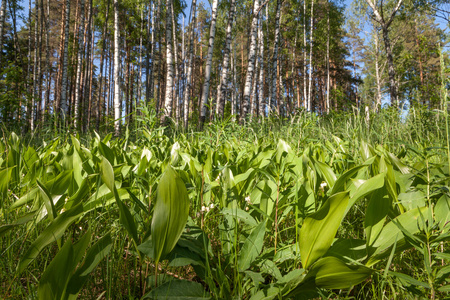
1 107 449 299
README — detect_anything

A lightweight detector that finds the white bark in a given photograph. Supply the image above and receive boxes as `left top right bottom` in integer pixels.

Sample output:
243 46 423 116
171 1 179 123
183 0 196 129
163 0 174 120
0 0 7 59
303 0 307 109
271 0 281 114
242 0 260 122
113 0 120 136
60 0 70 123
216 0 236 118
200 0 218 124
74 0 85 129
258 13 265 117
326 0 330 114
307 0 314 111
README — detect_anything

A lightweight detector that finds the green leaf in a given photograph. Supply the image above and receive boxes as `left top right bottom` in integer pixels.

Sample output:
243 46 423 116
435 195 450 230
348 172 385 211
152 166 190 266
100 156 115 192
299 192 349 269
238 221 266 272
313 159 337 188
308 256 373 289
221 207 258 227
142 279 210 299
365 189 391 250
388 271 430 289
367 206 429 266
100 157 138 242
38 239 75 300
18 203 84 274
65 233 113 300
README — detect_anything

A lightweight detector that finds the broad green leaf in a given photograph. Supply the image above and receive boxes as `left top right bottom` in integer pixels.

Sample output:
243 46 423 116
308 256 373 289
38 238 75 300
152 166 190 266
313 159 337 188
249 286 280 300
435 195 450 230
238 221 266 272
221 207 257 227
142 279 210 299
388 271 430 288
100 157 115 192
299 192 349 269
365 189 391 249
65 233 113 300
17 203 84 273
348 172 385 211
331 165 365 195
100 157 138 242
367 206 429 266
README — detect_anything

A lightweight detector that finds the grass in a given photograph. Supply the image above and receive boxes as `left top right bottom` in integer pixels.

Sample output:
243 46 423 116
1 106 449 299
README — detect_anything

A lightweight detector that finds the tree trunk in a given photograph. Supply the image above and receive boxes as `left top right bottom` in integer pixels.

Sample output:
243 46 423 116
326 0 330 114
183 0 197 130
97 0 110 131
258 12 265 117
241 0 260 123
60 0 71 125
114 0 120 136
171 1 180 124
0 0 6 60
364 0 403 106
199 0 218 127
271 0 281 115
307 0 314 112
163 0 174 121
74 0 85 130
216 0 235 119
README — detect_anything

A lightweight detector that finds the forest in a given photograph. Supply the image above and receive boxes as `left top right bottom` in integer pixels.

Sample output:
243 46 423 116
1 0 450 299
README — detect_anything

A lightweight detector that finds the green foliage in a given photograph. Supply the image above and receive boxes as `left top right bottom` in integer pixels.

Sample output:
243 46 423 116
1 111 449 299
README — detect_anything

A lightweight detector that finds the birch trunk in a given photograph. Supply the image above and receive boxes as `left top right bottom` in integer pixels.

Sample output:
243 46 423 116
216 0 235 119
113 0 120 136
60 0 70 124
0 0 6 59
241 0 260 123
183 0 196 129
163 0 174 121
199 0 218 126
74 0 85 130
364 0 403 106
97 0 110 131
326 0 330 114
258 13 265 117
271 0 281 114
303 0 307 109
171 1 179 124
307 0 314 112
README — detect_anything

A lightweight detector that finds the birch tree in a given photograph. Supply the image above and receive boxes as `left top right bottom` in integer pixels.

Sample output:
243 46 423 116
114 0 120 136
60 0 71 125
216 0 236 119
199 0 218 126
163 0 174 121
271 0 282 114
183 0 196 129
0 0 7 61
74 0 85 130
364 0 403 106
241 0 260 122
